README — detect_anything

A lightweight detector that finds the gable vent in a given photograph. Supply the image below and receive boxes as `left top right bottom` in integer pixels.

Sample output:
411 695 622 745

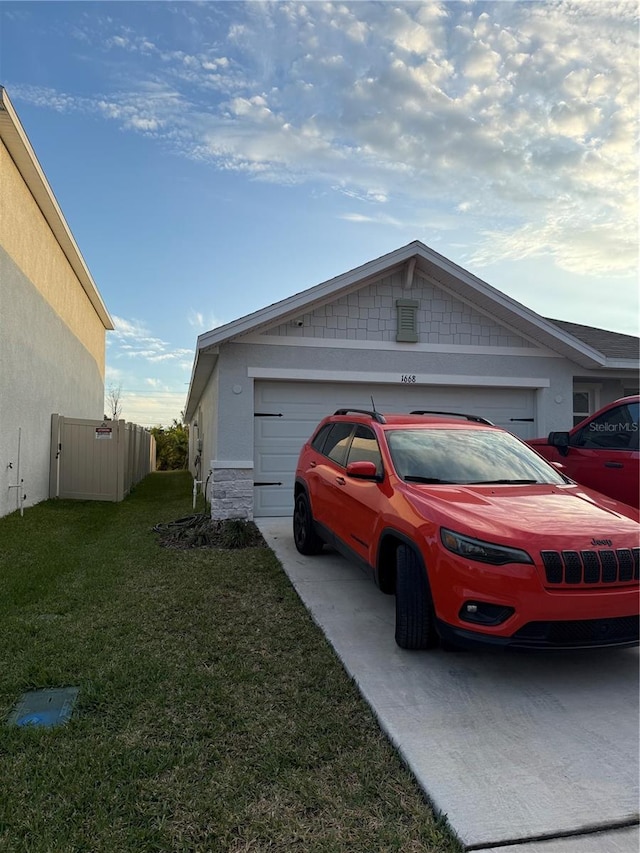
396 299 419 343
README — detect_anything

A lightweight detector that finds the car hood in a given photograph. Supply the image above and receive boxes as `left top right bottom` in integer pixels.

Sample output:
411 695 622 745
404 483 639 547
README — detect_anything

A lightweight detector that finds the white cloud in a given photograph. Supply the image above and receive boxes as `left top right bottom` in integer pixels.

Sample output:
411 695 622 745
339 212 404 228
89 298 191 422
146 350 193 363
11 0 639 276
187 310 223 331
109 316 193 364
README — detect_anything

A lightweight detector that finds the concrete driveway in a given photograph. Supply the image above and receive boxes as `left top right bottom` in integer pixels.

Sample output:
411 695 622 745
256 517 640 853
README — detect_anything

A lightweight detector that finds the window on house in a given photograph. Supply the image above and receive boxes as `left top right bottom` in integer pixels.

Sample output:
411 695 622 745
572 385 600 427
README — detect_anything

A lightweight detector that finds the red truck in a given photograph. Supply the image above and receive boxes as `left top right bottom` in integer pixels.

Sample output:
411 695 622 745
528 396 639 508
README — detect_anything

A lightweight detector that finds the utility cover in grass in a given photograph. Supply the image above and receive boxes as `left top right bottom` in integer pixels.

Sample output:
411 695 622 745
7 687 79 728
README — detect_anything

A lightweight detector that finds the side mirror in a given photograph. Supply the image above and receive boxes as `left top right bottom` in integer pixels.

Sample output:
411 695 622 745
548 431 570 456
346 460 380 480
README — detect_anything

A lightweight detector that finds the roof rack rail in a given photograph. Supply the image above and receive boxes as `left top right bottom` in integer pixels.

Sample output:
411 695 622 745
334 408 387 424
410 410 494 425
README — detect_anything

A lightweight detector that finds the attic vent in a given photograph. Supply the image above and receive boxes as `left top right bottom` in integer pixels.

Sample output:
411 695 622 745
396 299 419 343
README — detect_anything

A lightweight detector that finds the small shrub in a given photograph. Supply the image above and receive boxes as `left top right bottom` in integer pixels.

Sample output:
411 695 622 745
217 518 262 549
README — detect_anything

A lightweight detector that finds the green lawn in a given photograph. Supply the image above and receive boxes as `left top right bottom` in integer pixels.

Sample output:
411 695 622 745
0 472 461 852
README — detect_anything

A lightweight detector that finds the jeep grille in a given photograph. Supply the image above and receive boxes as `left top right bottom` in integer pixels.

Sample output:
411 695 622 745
541 548 639 586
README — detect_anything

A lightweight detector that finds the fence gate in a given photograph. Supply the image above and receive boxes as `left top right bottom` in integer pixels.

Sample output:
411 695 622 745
50 415 154 502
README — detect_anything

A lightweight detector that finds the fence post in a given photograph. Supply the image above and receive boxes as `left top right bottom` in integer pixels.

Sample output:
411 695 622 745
116 420 126 502
49 414 62 498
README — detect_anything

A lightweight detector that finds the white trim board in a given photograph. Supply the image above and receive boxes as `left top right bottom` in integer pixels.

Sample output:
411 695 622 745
210 460 254 469
248 368 550 388
237 334 556 358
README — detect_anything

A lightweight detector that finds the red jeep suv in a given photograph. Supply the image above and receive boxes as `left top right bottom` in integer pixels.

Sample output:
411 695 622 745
528 396 639 508
293 409 639 651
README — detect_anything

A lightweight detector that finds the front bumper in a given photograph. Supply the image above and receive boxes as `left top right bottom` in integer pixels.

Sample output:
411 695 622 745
436 614 640 650
430 548 640 649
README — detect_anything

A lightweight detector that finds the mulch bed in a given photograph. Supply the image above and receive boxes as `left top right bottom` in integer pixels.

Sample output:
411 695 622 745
153 514 266 549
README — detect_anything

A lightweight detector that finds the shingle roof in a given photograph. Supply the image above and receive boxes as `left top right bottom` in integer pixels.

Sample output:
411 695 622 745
546 318 639 360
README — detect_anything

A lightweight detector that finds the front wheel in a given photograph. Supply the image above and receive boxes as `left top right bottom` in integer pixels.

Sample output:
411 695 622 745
394 544 438 650
293 492 324 555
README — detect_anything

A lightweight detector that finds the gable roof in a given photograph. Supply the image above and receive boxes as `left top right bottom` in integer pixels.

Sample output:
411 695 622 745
185 241 639 419
0 86 113 329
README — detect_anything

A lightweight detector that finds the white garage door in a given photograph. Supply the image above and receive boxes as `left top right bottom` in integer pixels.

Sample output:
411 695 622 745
253 381 536 516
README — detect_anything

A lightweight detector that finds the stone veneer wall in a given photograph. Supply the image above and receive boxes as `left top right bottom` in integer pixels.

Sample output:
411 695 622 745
210 467 254 520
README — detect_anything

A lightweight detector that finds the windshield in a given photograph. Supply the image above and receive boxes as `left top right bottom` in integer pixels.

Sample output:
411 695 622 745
386 428 567 486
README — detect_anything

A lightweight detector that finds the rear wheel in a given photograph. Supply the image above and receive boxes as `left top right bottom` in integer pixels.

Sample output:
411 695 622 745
394 544 438 650
293 492 324 555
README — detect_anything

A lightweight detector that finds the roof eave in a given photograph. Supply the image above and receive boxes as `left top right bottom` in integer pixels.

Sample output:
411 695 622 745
410 250 608 368
603 358 640 371
196 242 418 350
184 348 219 422
0 87 113 330
197 241 609 368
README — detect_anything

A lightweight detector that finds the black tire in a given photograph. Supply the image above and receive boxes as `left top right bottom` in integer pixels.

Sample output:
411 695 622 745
394 544 438 650
293 492 324 555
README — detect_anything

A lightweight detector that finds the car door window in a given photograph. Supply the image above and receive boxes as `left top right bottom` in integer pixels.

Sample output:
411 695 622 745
346 425 383 475
322 423 354 466
311 423 333 452
571 402 639 451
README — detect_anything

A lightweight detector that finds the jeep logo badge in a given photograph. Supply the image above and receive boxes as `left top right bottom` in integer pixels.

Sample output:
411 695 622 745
591 538 612 547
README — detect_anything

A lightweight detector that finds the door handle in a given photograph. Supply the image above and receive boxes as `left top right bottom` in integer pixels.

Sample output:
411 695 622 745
604 461 624 469
309 461 317 468
336 476 345 485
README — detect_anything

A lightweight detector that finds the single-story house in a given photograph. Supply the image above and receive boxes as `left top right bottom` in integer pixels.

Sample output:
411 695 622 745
184 241 639 520
0 86 113 517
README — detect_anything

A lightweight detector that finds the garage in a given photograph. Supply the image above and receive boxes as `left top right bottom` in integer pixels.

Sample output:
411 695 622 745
185 241 639 521
253 379 536 516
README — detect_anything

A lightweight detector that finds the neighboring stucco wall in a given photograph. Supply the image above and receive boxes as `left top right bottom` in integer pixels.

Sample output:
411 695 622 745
0 248 104 517
0 139 105 376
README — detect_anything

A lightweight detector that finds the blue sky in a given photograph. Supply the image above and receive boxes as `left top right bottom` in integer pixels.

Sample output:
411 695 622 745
2 1 638 426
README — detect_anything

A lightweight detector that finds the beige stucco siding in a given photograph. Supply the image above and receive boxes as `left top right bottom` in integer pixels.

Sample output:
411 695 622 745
0 248 105 516
0 139 105 376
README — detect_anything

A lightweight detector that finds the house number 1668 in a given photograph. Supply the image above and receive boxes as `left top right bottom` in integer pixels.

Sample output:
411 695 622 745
401 374 417 383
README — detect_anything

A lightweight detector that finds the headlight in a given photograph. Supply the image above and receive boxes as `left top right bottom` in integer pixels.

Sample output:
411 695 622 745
441 528 533 566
